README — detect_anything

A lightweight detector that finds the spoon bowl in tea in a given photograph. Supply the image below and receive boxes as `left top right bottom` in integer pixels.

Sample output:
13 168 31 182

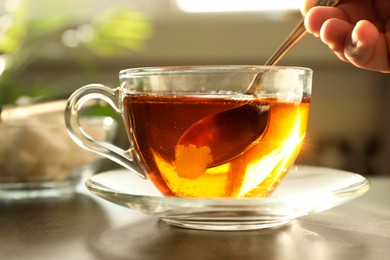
178 103 270 167
177 0 340 167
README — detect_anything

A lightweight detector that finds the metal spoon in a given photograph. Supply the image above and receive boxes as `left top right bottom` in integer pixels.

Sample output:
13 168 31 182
178 0 340 167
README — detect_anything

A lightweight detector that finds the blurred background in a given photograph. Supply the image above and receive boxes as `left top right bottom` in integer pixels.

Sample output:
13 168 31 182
1 0 389 177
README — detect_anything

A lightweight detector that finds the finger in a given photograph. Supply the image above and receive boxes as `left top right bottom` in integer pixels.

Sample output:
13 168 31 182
305 7 350 37
320 18 354 62
300 0 318 15
344 20 389 72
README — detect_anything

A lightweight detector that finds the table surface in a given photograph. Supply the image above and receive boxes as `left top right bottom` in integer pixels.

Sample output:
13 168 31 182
1 175 389 260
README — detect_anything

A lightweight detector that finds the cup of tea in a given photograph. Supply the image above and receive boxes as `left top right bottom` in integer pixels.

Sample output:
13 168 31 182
65 65 312 198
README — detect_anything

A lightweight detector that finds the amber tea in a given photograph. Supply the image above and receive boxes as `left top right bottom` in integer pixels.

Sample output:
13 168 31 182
123 94 310 198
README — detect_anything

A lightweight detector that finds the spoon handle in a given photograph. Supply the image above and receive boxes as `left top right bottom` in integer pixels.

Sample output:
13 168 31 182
265 0 341 66
265 19 306 66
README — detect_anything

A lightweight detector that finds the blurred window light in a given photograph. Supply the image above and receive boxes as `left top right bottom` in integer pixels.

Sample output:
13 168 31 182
0 55 7 76
4 0 22 13
175 0 302 13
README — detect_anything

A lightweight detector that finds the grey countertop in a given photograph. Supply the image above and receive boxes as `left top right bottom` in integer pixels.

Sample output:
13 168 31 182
1 177 389 260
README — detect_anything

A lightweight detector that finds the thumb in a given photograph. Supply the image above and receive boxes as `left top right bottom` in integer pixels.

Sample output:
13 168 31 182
301 0 320 15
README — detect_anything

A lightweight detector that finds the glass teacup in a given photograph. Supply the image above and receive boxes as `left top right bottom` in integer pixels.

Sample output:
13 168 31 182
65 65 312 198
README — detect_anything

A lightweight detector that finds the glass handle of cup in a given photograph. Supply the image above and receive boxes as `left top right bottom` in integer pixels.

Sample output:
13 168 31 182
64 84 147 179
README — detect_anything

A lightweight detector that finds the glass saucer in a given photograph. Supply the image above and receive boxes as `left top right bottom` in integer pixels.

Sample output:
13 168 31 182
86 165 370 231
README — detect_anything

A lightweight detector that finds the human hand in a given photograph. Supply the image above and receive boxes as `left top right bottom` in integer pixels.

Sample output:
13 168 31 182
302 0 390 73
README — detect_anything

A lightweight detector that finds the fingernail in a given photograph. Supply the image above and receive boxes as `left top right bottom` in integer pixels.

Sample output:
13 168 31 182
350 29 359 47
